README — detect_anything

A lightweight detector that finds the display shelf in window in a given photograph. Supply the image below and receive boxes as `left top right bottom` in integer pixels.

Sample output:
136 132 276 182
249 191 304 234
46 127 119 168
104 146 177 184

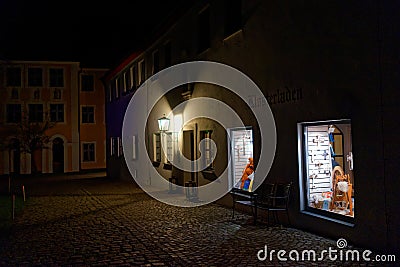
299 120 354 220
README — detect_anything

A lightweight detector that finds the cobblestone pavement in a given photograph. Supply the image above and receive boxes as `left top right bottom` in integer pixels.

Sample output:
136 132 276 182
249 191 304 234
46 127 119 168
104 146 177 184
0 174 392 266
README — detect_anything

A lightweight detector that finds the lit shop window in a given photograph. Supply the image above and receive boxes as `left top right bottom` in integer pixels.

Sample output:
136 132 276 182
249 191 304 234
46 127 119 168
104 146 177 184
230 127 254 192
299 120 354 220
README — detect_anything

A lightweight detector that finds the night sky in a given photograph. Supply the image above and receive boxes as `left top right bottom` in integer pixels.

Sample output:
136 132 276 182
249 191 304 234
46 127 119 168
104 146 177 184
0 0 187 68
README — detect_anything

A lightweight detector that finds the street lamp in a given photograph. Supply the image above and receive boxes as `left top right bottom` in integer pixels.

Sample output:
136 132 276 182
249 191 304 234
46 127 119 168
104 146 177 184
158 114 170 132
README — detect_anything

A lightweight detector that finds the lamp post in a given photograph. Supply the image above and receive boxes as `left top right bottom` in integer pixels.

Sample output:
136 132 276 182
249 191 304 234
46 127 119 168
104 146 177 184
158 114 177 193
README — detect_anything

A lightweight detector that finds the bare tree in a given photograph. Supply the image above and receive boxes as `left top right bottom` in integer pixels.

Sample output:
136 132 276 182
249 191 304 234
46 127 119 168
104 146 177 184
1 105 56 174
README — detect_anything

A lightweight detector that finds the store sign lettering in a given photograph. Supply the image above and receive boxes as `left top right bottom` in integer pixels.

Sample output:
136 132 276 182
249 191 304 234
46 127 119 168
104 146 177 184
248 87 303 108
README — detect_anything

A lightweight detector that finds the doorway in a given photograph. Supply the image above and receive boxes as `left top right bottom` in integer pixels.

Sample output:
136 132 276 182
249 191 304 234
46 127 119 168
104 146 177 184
52 138 64 173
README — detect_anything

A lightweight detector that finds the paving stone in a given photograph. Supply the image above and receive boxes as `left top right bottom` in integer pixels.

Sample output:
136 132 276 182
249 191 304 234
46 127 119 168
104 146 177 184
0 174 391 266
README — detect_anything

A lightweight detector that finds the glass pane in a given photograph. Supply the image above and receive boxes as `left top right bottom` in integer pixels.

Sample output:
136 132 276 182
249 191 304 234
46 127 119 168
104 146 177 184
230 128 254 191
301 121 354 218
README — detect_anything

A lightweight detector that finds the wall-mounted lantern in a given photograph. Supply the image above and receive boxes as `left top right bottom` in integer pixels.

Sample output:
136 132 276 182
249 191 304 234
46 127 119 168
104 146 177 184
158 114 170 132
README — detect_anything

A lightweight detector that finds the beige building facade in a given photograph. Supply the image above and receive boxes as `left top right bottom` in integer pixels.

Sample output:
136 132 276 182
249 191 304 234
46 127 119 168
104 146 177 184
0 60 107 174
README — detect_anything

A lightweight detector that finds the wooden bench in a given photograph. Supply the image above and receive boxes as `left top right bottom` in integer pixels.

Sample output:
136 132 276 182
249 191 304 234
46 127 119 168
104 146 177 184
231 182 292 225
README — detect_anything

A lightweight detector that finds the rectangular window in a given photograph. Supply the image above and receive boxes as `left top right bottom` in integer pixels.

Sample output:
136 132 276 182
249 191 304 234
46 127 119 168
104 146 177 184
6 67 21 87
49 68 64 87
109 83 115 101
28 104 43 122
224 0 242 37
152 50 160 74
6 104 21 123
298 120 354 220
229 127 254 191
83 143 95 162
164 41 171 67
130 65 136 91
110 137 116 156
81 106 94 123
117 137 123 157
164 132 177 164
114 79 120 99
117 76 124 95
28 67 43 87
197 7 210 53
138 59 145 85
123 71 131 93
50 104 64 122
81 74 94 91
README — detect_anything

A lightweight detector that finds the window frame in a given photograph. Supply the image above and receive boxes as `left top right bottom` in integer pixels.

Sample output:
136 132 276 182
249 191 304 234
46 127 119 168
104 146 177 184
27 67 43 87
6 104 22 123
82 142 96 162
81 74 95 92
123 70 130 94
153 133 161 163
138 59 146 85
28 103 44 122
129 65 137 91
81 105 95 124
298 119 354 224
6 66 22 87
200 130 214 170
49 68 65 87
49 103 65 123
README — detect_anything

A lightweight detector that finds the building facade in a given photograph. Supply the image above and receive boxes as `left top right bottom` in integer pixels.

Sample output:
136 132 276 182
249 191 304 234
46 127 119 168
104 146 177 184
103 0 399 254
0 60 107 174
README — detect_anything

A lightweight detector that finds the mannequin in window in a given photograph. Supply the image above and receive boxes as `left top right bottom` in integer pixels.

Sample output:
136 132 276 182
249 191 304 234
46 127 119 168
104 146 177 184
240 157 254 191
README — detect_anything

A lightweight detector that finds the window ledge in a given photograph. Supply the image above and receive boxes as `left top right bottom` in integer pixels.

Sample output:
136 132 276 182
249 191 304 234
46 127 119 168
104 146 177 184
301 210 355 227
223 29 243 43
197 47 211 58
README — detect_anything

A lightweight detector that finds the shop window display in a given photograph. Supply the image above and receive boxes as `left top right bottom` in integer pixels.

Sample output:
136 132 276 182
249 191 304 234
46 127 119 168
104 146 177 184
299 120 354 218
230 127 254 192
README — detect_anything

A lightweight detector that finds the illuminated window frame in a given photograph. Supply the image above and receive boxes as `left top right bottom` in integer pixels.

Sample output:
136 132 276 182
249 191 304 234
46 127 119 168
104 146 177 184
298 119 355 224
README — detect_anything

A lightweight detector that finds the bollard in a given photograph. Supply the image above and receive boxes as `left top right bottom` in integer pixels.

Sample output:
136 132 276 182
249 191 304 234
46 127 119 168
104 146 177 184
8 176 11 194
12 194 15 220
22 185 26 202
